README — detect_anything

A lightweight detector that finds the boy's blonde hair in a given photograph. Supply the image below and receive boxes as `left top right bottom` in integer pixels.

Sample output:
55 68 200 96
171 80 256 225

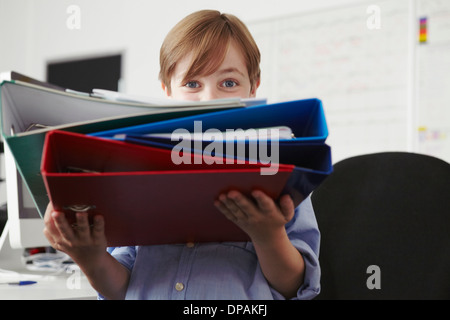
159 10 261 94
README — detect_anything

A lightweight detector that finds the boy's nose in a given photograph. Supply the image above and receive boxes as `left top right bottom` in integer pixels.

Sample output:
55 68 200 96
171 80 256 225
200 88 220 101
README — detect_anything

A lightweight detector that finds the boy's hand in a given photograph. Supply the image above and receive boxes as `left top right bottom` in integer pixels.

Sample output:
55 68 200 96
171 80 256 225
214 190 295 244
215 190 304 298
44 203 130 299
43 202 107 266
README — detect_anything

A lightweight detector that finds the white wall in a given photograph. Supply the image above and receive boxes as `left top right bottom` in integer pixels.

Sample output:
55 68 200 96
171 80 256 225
0 0 450 161
0 0 368 98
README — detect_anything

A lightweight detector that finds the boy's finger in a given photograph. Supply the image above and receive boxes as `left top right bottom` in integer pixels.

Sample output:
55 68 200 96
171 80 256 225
91 215 106 242
251 190 276 213
224 191 251 219
52 211 75 242
214 199 237 222
43 203 60 236
43 202 54 225
74 212 90 239
44 211 58 236
43 227 57 248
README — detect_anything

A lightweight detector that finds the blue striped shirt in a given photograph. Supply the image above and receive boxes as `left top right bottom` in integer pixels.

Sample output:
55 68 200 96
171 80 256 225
103 196 320 300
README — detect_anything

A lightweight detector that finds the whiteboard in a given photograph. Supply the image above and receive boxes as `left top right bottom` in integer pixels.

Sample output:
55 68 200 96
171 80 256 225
249 0 450 163
416 0 450 163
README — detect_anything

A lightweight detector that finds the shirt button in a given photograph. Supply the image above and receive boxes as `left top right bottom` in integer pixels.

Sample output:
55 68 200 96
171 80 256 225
186 242 195 248
175 282 184 291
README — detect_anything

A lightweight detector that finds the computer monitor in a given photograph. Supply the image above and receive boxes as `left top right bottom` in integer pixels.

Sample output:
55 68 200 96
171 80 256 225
0 146 50 272
3 143 49 249
0 54 122 255
0 72 52 272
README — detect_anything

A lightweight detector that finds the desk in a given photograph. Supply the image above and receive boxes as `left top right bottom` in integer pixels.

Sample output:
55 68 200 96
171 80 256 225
0 238 97 300
0 271 97 300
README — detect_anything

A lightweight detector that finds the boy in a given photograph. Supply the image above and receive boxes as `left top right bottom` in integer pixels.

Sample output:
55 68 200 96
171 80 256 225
43 10 320 300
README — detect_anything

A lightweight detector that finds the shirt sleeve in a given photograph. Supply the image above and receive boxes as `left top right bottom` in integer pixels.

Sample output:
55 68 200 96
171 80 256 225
97 246 137 300
271 195 321 300
108 246 137 271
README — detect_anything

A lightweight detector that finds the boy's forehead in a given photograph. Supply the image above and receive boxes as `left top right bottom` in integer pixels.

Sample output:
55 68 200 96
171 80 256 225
173 42 249 81
173 52 195 79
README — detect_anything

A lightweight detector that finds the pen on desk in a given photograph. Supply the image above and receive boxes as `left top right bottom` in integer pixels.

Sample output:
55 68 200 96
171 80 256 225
0 281 37 286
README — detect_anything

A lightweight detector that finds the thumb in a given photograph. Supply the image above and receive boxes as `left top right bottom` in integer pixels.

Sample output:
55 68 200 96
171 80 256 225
279 194 295 222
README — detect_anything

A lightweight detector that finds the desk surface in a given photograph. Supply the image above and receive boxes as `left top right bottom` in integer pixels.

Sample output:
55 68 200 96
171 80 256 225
0 271 97 300
0 239 97 300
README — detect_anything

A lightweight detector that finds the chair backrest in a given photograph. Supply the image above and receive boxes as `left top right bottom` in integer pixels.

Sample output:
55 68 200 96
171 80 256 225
311 152 450 299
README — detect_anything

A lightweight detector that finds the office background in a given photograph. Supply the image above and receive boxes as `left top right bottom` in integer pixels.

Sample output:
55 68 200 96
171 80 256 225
0 0 449 165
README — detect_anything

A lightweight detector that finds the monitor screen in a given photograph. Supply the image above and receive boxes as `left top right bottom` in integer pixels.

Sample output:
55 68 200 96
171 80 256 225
47 54 122 93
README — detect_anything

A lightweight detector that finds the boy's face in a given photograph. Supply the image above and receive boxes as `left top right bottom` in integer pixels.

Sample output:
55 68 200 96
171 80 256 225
164 42 259 101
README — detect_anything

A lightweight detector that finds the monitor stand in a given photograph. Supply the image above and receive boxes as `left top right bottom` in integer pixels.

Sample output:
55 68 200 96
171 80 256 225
0 221 29 272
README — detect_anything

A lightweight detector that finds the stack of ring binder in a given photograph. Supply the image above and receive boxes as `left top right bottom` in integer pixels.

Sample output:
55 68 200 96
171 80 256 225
1 72 332 246
42 99 332 246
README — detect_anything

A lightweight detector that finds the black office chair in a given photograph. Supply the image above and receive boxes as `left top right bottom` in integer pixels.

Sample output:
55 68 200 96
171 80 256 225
311 152 450 299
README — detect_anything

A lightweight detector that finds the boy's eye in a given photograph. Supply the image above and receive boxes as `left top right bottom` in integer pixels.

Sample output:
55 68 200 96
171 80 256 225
221 80 238 88
184 81 200 89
